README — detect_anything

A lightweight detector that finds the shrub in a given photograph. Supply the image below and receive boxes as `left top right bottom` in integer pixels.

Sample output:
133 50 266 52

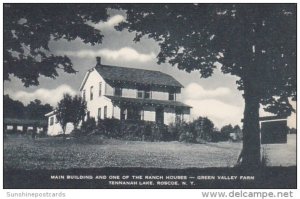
98 118 121 137
190 117 214 142
175 117 215 143
195 136 207 144
147 122 167 141
168 121 189 141
95 118 167 141
70 128 83 137
220 124 233 141
80 117 96 135
233 125 243 142
39 130 48 137
179 131 195 143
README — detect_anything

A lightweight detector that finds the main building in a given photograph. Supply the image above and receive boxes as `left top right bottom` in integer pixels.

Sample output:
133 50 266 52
46 57 191 135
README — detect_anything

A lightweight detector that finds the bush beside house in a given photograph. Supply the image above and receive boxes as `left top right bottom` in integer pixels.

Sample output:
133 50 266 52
76 117 169 141
73 116 242 143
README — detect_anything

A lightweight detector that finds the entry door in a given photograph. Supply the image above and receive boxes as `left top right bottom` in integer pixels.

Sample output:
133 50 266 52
155 107 164 124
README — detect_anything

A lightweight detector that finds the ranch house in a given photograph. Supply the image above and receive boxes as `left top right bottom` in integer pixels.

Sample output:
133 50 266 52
45 57 191 136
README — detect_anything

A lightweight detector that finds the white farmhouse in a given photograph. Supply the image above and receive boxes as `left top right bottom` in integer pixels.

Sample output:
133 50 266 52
45 57 191 136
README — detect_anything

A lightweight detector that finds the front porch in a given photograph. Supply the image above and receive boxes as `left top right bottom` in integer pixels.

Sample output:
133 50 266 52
105 95 191 125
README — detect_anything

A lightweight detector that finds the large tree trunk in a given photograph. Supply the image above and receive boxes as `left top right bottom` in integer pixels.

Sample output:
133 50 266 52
62 125 66 141
239 88 261 169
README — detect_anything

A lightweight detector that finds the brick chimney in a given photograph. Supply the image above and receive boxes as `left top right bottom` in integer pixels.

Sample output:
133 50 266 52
96 56 101 65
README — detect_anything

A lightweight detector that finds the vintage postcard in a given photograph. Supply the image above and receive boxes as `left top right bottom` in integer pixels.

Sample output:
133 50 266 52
3 3 297 189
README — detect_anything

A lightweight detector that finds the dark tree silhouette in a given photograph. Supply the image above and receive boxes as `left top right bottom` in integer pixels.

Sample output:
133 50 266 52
25 99 53 120
56 94 73 139
4 4 109 87
56 94 87 138
4 95 53 120
4 95 25 118
191 116 215 141
220 124 234 140
116 4 296 168
71 95 87 129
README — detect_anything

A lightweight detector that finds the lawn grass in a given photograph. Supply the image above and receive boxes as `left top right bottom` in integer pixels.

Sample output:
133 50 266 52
4 134 296 170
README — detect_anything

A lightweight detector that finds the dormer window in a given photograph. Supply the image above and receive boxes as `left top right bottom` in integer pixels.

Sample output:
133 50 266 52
90 86 94 100
169 92 175 101
114 87 122 96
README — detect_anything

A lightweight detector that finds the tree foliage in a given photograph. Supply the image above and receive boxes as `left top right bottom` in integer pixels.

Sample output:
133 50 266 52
56 94 87 137
220 124 234 139
190 117 215 141
26 99 53 120
117 4 296 115
4 95 53 120
4 95 26 118
72 95 87 129
4 4 109 87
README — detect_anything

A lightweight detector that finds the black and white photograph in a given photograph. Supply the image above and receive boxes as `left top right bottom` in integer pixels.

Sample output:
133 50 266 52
2 3 297 189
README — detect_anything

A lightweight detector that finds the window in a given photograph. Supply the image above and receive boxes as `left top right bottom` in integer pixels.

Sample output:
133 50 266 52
50 117 54 126
83 90 86 101
98 108 101 119
90 86 94 100
87 111 90 119
137 90 143 98
144 90 151 99
99 82 102 96
137 89 151 99
114 87 122 96
127 108 143 120
175 109 183 123
104 106 107 118
169 92 175 101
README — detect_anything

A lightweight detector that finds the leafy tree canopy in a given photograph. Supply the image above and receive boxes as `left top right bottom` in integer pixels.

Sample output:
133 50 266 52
26 99 53 120
191 116 215 140
4 95 53 120
116 4 296 116
4 95 26 118
4 4 109 87
220 124 234 136
56 93 87 135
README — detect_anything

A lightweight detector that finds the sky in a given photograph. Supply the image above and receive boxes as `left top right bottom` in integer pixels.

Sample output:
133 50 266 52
4 11 296 129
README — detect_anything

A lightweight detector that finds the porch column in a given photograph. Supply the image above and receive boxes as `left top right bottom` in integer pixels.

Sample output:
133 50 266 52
23 125 28 134
13 125 17 132
33 126 37 133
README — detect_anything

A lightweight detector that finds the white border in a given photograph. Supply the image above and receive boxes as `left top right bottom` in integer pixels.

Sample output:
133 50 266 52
0 1 298 198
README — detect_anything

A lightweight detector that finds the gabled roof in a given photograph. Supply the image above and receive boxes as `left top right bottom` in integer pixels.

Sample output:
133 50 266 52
45 110 57 117
105 95 192 109
79 68 94 91
80 64 183 91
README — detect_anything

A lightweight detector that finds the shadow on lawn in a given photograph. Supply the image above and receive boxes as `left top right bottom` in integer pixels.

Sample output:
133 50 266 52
4 166 296 189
